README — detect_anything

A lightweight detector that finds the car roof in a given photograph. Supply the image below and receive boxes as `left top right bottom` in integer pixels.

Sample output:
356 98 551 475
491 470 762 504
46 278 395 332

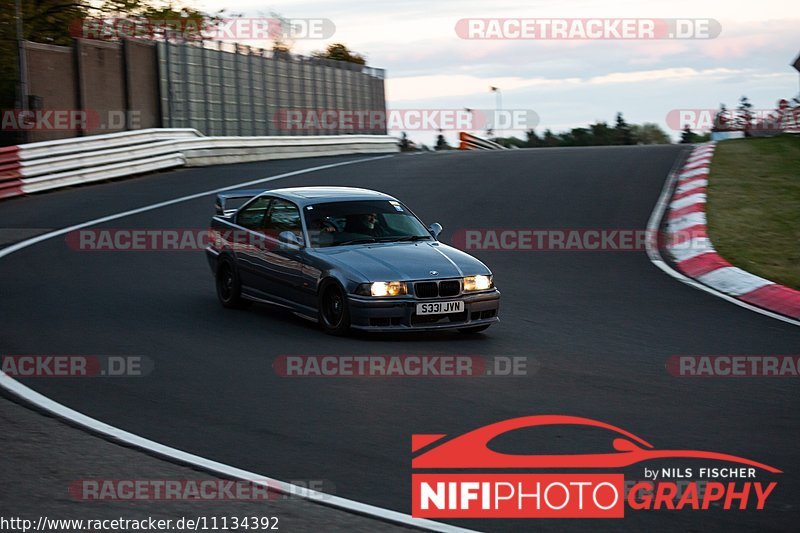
262 186 397 207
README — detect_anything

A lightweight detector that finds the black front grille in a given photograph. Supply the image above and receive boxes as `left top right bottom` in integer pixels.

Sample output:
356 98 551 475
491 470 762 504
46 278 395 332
414 279 461 299
414 281 439 298
439 280 460 297
369 316 405 327
472 309 497 321
411 311 468 326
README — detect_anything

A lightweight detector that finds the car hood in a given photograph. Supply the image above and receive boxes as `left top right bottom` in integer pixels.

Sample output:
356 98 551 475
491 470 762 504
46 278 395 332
316 241 490 281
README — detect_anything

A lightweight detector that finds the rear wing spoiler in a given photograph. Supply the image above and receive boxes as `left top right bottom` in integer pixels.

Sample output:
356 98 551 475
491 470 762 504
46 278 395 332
214 189 265 217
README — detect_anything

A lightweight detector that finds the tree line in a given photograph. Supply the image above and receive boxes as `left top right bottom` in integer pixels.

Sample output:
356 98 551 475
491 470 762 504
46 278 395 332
1 0 366 110
421 112 707 151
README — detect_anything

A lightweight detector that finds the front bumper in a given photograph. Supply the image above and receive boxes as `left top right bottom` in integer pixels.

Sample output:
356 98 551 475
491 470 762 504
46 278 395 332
347 289 500 332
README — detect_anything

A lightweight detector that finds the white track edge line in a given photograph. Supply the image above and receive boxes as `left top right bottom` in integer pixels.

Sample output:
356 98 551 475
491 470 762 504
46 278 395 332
645 145 800 327
0 374 471 532
0 156 394 261
0 154 479 533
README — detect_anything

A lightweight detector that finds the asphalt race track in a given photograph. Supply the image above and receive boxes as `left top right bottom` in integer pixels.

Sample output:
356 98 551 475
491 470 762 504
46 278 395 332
1 147 798 532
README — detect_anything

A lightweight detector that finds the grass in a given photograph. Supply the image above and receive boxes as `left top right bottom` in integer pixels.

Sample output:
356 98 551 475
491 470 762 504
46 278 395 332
706 135 800 289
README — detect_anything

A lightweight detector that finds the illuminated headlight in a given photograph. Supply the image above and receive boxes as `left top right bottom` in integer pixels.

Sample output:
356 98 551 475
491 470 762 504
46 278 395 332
463 275 493 291
356 281 408 297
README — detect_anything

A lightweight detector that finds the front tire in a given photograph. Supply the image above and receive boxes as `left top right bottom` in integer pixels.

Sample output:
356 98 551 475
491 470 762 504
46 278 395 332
319 282 351 335
216 261 251 309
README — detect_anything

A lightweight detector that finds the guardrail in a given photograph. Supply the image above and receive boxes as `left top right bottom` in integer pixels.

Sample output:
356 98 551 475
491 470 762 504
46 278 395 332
17 128 203 160
458 132 507 150
180 135 402 166
22 153 188 194
1 129 399 200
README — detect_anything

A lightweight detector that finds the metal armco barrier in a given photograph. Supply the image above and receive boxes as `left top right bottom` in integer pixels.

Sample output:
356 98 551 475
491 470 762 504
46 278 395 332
179 135 402 166
17 129 203 160
458 131 507 150
2 129 399 200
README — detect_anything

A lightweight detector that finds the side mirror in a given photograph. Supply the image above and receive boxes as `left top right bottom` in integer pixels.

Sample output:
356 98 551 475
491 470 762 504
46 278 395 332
428 222 443 239
215 203 236 218
278 231 303 249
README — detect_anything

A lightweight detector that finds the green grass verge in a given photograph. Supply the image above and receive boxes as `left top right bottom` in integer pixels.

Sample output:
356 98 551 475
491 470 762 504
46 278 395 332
706 135 800 290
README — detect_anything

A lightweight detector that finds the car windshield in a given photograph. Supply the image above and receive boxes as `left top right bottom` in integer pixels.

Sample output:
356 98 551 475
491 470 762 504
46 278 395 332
304 200 431 248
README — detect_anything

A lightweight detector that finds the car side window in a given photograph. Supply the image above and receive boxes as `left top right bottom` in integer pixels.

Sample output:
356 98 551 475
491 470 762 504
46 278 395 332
264 199 303 242
237 197 271 230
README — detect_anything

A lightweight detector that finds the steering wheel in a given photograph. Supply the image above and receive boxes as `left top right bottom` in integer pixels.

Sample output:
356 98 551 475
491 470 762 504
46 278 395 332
320 220 338 233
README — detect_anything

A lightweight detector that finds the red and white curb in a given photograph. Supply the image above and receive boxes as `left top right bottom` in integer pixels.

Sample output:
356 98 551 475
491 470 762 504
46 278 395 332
661 142 800 322
0 146 22 200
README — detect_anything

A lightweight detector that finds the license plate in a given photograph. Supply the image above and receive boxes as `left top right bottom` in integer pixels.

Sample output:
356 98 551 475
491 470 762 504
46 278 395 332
416 301 464 315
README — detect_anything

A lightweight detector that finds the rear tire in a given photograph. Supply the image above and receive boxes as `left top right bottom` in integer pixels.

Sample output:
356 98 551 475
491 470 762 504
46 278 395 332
319 282 351 335
216 261 251 309
458 324 491 334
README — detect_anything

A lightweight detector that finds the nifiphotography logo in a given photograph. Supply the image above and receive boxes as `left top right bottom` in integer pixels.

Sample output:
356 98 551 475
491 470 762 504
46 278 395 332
411 415 780 518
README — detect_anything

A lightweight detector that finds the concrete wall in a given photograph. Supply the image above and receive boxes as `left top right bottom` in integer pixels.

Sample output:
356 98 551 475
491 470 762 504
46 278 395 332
23 42 79 143
75 39 126 136
21 38 386 141
124 40 160 129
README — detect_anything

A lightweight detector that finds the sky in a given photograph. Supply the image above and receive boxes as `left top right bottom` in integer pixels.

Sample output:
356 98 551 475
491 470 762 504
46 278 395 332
194 0 799 145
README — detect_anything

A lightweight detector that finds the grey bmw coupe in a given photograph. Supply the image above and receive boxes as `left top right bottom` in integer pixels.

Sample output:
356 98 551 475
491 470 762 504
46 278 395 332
206 186 500 335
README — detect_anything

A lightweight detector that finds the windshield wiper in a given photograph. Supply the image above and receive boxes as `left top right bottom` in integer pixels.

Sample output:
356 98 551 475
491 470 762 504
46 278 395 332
331 237 377 246
376 235 431 242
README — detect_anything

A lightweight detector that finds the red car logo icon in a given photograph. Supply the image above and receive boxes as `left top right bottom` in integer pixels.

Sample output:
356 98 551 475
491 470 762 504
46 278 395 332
412 415 781 473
